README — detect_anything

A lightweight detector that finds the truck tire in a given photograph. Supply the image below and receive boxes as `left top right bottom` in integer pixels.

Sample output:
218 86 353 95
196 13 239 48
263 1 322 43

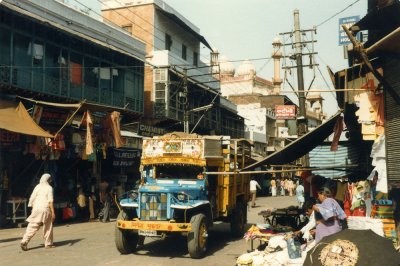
187 213 208 258
230 203 247 237
115 210 139 254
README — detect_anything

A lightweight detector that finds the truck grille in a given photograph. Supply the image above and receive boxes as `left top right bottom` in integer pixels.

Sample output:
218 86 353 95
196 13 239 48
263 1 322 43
140 193 168 220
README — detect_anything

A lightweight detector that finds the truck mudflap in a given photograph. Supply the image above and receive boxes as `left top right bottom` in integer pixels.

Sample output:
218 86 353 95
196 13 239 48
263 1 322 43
117 219 192 232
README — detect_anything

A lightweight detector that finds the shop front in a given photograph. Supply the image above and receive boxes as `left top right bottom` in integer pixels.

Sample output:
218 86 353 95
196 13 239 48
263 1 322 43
0 99 142 227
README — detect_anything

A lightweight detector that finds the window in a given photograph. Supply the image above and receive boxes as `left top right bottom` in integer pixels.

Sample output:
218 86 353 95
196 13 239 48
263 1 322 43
0 27 11 65
122 24 132 33
182 44 187 60
193 52 198 66
165 33 172 51
84 57 99 89
69 53 83 86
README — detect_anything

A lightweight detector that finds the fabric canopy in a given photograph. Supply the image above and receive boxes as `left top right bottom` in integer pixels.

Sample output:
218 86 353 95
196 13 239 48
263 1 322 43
0 101 54 138
242 111 342 171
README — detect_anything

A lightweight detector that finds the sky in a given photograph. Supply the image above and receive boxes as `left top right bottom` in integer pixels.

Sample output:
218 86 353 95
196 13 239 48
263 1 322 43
163 0 368 116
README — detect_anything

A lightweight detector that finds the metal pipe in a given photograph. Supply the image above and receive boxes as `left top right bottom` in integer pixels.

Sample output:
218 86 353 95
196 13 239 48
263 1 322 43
365 26 400 55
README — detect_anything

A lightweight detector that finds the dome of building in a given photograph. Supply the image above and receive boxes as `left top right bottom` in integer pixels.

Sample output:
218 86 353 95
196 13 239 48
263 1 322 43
272 36 282 46
218 55 235 76
312 101 322 113
236 60 256 77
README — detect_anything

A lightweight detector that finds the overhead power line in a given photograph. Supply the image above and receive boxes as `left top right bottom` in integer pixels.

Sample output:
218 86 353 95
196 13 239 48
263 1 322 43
316 0 361 28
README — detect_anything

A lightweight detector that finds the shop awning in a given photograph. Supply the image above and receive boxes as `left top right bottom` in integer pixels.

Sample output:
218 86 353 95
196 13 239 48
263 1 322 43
242 111 342 171
155 7 212 50
0 101 54 138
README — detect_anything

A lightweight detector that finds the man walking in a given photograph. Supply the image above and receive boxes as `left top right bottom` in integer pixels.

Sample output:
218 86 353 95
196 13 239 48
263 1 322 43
250 177 261 208
21 173 55 250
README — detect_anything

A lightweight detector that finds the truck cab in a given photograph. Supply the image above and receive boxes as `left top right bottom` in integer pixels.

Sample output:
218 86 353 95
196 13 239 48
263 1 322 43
115 133 252 258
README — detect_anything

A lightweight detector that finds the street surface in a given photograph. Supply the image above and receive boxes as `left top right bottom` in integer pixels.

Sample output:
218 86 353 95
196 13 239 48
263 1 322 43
0 195 297 266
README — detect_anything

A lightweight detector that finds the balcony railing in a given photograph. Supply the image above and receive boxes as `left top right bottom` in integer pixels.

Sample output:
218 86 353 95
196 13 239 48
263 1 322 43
0 66 143 113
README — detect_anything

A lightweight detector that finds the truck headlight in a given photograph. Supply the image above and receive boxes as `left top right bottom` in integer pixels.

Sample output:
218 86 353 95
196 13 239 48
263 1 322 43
177 193 188 202
129 191 138 200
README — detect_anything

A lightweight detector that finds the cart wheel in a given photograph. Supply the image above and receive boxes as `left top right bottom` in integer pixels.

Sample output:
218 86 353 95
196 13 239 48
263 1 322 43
271 215 277 226
264 217 272 225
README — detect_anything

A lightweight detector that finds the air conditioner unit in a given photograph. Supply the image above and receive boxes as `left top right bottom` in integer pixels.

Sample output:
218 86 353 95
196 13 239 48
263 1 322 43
154 69 167 82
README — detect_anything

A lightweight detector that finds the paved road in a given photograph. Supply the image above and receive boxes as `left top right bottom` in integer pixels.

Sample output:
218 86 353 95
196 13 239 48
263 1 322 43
0 195 297 266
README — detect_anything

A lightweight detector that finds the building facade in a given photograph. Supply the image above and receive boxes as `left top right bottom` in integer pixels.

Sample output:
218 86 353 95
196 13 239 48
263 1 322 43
0 0 146 226
215 41 325 157
102 0 244 137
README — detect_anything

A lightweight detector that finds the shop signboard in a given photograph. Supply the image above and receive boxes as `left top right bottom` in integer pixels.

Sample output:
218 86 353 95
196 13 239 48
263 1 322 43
275 105 296 120
338 16 360 46
110 147 141 167
34 106 71 127
138 124 165 137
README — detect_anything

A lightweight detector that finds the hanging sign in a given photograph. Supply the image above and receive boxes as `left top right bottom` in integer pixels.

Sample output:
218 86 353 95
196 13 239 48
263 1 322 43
338 16 360 46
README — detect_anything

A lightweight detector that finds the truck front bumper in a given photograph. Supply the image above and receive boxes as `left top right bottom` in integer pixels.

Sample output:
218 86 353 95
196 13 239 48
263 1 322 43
116 219 192 232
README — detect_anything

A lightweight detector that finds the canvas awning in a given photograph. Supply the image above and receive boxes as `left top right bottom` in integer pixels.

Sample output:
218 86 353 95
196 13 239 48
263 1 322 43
242 111 342 171
0 101 54 138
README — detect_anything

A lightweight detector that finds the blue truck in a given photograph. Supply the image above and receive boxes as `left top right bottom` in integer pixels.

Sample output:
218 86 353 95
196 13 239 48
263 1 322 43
115 132 253 258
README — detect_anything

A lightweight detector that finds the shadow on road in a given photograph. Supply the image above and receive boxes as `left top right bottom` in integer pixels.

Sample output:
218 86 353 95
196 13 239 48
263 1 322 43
0 237 21 243
133 223 245 258
27 238 84 250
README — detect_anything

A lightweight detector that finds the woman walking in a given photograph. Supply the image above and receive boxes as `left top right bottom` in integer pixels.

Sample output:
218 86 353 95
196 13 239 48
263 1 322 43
20 173 55 251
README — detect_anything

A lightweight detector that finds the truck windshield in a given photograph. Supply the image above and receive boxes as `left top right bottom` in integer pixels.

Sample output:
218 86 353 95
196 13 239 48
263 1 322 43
153 165 204 180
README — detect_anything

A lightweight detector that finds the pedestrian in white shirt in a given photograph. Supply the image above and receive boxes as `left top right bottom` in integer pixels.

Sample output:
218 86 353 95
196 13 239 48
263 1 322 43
294 200 316 241
21 173 55 251
250 177 261 208
296 181 305 208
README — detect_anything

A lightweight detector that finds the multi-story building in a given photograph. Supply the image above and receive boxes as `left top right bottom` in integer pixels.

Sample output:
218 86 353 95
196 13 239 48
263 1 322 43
102 0 244 137
0 0 146 226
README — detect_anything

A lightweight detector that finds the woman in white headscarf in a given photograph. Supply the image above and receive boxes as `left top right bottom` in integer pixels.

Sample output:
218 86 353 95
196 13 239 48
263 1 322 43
20 173 55 251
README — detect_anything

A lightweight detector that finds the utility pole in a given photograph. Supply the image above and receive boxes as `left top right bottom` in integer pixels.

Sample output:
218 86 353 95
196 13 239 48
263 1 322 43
279 10 319 168
183 68 189 133
293 9 307 136
280 10 318 136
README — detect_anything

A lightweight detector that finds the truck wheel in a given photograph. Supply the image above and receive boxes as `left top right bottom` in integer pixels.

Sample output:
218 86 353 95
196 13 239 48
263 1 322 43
187 213 208 258
230 203 247 237
115 211 139 254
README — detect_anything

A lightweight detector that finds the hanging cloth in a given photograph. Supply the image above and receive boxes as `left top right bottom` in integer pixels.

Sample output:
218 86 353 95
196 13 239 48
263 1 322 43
84 111 94 155
109 111 124 148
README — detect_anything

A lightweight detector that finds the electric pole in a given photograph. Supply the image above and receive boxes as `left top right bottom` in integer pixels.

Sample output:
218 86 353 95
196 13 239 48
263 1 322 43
294 9 307 136
279 10 318 137
183 68 189 133
279 10 319 167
